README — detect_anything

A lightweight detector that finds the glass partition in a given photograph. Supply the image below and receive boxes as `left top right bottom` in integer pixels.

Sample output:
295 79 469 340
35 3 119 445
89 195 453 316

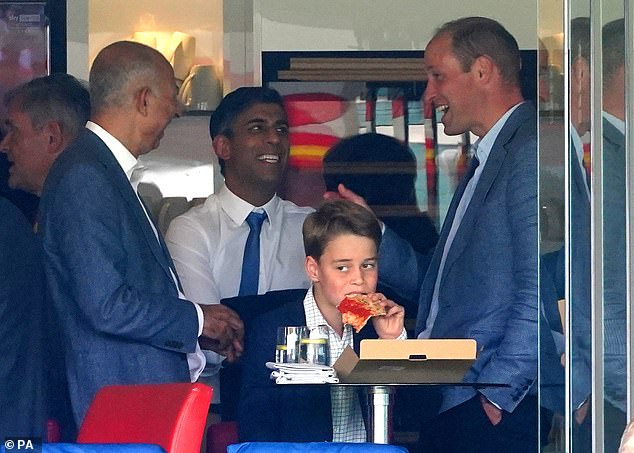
539 0 630 451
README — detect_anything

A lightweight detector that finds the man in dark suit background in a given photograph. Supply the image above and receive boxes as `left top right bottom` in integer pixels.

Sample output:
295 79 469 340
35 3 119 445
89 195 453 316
0 196 45 438
39 41 244 425
1 73 91 440
332 17 540 452
600 18 627 452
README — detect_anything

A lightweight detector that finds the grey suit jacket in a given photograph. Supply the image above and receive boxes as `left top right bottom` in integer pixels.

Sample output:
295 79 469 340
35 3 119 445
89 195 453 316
379 102 538 413
40 129 199 424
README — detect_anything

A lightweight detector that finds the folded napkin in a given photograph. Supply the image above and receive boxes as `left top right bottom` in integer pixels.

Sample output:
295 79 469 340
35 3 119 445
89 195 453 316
266 362 339 384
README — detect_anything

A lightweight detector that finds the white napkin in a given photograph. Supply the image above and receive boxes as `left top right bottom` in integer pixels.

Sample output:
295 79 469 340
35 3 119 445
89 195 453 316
266 362 339 384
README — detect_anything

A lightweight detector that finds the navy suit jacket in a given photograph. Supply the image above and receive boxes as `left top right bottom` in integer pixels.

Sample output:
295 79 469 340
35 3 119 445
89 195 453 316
0 197 45 437
39 128 199 424
226 289 376 442
602 118 626 412
378 102 538 413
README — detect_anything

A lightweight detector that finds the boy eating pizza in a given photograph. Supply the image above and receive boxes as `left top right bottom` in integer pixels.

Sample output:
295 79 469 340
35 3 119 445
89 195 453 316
231 199 406 442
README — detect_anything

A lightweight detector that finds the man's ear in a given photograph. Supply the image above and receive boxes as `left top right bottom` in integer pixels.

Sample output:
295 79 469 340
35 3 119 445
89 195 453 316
43 121 64 157
213 135 231 161
472 55 494 83
134 86 152 116
305 256 320 283
572 56 590 84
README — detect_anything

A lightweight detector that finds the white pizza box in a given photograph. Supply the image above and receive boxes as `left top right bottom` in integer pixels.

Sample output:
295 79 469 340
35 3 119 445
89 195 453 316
332 339 477 384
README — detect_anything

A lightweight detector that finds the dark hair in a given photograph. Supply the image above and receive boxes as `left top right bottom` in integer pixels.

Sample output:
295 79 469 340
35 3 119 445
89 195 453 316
602 18 625 86
323 133 418 207
570 17 591 63
209 86 285 174
4 73 90 140
303 199 381 260
89 40 169 114
435 16 521 86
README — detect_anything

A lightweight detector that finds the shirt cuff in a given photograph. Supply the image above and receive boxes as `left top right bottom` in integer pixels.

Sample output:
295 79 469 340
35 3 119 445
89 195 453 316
396 328 407 340
193 302 204 337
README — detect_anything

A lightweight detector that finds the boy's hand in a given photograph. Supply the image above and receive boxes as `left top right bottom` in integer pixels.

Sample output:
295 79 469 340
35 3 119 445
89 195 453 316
369 293 405 338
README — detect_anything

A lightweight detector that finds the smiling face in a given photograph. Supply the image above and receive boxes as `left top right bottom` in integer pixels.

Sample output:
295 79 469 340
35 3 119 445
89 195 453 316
216 102 290 205
423 33 484 137
306 233 378 312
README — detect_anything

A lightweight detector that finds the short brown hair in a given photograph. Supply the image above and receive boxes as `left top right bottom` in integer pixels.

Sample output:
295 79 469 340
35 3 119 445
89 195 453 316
435 16 521 87
303 199 382 260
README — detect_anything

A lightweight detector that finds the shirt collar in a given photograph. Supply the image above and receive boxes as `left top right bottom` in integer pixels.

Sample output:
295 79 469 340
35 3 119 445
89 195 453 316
86 121 138 181
474 102 523 166
570 125 585 167
603 111 625 135
303 286 329 329
218 183 279 226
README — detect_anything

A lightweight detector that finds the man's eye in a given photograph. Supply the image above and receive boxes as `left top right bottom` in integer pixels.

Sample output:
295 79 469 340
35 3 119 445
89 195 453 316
276 126 289 135
249 125 264 133
362 263 376 270
336 265 349 272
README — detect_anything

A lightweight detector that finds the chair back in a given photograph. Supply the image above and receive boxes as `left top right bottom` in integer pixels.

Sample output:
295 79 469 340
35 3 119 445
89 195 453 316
77 383 212 453
227 443 409 453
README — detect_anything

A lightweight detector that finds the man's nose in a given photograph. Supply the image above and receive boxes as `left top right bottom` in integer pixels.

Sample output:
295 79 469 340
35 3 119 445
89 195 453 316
423 82 437 106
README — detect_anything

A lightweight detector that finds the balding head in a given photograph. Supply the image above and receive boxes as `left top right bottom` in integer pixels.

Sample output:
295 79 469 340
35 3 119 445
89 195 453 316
89 41 172 115
88 40 178 157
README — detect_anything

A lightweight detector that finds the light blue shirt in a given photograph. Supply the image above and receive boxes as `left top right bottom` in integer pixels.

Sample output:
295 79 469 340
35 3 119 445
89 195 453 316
419 103 523 338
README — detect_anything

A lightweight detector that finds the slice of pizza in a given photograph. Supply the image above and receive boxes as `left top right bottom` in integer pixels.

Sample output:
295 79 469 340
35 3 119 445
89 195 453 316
337 293 386 333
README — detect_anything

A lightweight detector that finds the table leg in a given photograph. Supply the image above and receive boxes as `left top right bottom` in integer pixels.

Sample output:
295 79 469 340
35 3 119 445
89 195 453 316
366 385 394 444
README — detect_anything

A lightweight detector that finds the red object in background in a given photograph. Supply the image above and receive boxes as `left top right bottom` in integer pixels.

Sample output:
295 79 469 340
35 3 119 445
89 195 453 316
77 383 212 453
288 132 340 169
283 92 348 126
45 418 61 442
206 421 239 453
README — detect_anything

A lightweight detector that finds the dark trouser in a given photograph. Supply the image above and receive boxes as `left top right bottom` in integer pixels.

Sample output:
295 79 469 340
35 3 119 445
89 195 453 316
573 399 626 453
416 395 547 453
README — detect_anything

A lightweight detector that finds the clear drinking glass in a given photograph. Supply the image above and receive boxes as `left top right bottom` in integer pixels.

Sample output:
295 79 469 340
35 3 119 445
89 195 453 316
276 326 307 363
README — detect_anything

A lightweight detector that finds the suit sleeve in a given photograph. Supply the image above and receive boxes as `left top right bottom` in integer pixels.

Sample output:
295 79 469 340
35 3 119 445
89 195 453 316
41 162 198 353
378 226 431 304
478 135 539 411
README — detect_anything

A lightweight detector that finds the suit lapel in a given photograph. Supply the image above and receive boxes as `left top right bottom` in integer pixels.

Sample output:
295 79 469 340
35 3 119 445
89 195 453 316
418 166 474 302
87 131 176 287
440 103 530 282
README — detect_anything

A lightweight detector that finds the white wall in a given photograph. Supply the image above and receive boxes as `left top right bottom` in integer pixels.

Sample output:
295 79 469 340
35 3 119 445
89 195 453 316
254 0 538 51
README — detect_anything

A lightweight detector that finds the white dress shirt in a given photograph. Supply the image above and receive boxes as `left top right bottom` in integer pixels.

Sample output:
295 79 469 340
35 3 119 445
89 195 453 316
166 183 313 400
86 121 206 382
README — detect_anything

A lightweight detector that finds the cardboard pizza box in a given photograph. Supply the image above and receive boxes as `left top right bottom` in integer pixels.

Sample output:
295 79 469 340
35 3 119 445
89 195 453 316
333 339 478 384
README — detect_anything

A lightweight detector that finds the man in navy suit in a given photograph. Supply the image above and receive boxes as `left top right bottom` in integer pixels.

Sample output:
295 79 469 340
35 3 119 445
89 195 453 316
600 18 627 452
40 41 244 425
0 196 45 438
332 17 539 452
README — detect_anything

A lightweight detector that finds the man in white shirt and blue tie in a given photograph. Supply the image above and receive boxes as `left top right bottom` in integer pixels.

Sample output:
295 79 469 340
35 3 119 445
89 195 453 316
166 87 313 417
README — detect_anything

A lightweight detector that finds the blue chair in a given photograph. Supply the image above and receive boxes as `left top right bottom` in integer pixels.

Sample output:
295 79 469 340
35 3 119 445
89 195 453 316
227 443 409 453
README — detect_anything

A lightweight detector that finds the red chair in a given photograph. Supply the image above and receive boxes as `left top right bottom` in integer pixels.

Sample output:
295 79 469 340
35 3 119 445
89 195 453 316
77 383 212 453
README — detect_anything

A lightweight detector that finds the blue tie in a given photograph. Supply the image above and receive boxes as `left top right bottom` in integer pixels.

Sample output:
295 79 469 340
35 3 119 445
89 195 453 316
238 211 267 296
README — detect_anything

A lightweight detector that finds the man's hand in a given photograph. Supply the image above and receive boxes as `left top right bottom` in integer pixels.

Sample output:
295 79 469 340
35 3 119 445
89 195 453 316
575 399 590 425
199 304 244 362
480 394 503 426
324 184 372 212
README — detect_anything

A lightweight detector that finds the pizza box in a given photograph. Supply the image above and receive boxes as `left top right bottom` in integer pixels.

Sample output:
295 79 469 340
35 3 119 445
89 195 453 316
332 339 477 384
